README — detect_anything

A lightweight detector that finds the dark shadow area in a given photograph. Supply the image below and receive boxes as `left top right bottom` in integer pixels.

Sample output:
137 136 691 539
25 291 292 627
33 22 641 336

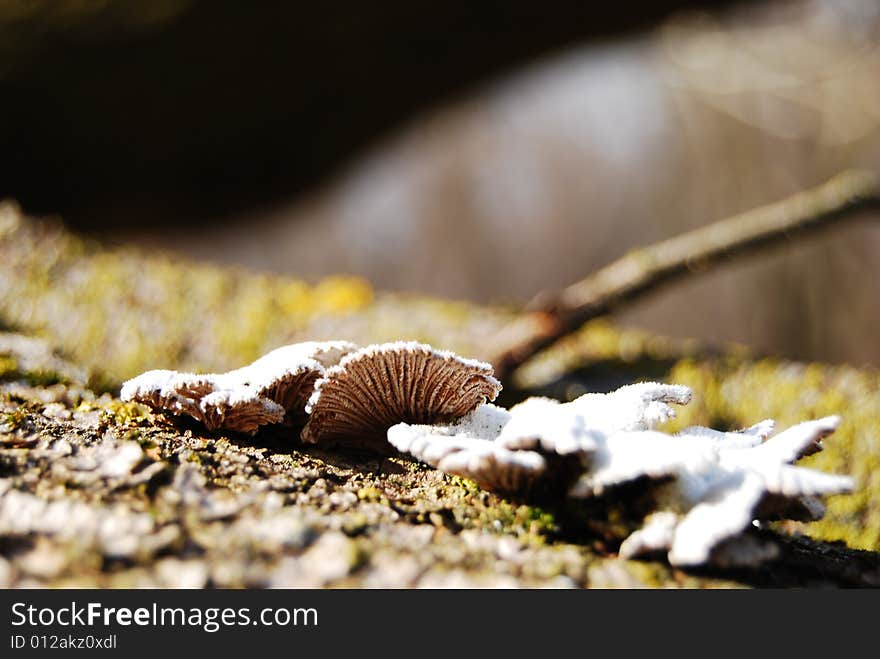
217 423 408 476
686 531 880 588
515 490 880 587
508 357 682 406
0 0 754 230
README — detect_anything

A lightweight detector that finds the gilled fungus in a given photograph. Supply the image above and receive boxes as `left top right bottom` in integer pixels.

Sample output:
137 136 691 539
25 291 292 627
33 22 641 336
121 336 857 569
302 342 502 453
389 382 691 494
121 341 357 434
387 404 546 493
389 382 854 567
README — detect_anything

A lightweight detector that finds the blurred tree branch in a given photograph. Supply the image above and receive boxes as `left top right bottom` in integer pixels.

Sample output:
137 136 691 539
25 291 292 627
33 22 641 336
490 170 880 380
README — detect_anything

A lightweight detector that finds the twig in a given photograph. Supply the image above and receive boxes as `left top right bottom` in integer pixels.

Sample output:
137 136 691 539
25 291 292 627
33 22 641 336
489 170 880 380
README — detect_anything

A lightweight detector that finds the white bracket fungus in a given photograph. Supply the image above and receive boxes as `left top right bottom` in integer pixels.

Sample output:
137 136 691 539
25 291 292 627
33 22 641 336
302 342 502 453
389 382 692 492
120 340 856 569
388 382 854 568
121 341 357 434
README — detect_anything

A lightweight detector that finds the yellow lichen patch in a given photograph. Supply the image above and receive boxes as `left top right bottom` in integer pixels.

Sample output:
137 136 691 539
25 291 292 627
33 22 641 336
0 211 376 383
101 400 154 426
311 277 374 313
0 355 18 380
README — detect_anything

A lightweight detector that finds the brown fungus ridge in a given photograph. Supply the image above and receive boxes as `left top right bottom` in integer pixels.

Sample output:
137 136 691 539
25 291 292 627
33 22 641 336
225 341 358 427
121 340 358 435
302 342 502 453
196 390 286 435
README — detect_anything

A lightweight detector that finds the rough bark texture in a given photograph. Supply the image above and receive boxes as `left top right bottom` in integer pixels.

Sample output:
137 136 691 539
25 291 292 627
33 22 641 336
1 205 879 587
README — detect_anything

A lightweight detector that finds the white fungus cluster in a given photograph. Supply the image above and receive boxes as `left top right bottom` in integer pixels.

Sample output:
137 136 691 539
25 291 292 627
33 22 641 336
388 383 854 567
122 342 855 568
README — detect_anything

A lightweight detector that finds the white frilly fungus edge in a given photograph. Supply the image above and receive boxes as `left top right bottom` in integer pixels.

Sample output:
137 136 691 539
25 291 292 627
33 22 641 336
388 382 854 568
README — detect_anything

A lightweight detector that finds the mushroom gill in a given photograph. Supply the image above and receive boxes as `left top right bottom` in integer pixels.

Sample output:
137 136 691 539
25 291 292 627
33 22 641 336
301 342 502 452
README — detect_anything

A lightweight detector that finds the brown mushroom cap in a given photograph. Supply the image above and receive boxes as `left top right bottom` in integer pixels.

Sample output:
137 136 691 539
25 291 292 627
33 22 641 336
120 340 358 434
301 342 502 453
226 341 358 427
198 390 286 434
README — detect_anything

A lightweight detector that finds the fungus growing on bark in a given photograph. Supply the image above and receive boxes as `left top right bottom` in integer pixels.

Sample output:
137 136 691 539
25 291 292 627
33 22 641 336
495 382 691 455
121 341 357 434
612 416 853 566
389 383 854 567
387 404 548 492
302 342 502 453
389 382 691 495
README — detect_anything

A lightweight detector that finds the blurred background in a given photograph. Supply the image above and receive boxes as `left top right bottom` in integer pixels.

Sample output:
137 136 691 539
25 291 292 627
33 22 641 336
2 0 879 366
